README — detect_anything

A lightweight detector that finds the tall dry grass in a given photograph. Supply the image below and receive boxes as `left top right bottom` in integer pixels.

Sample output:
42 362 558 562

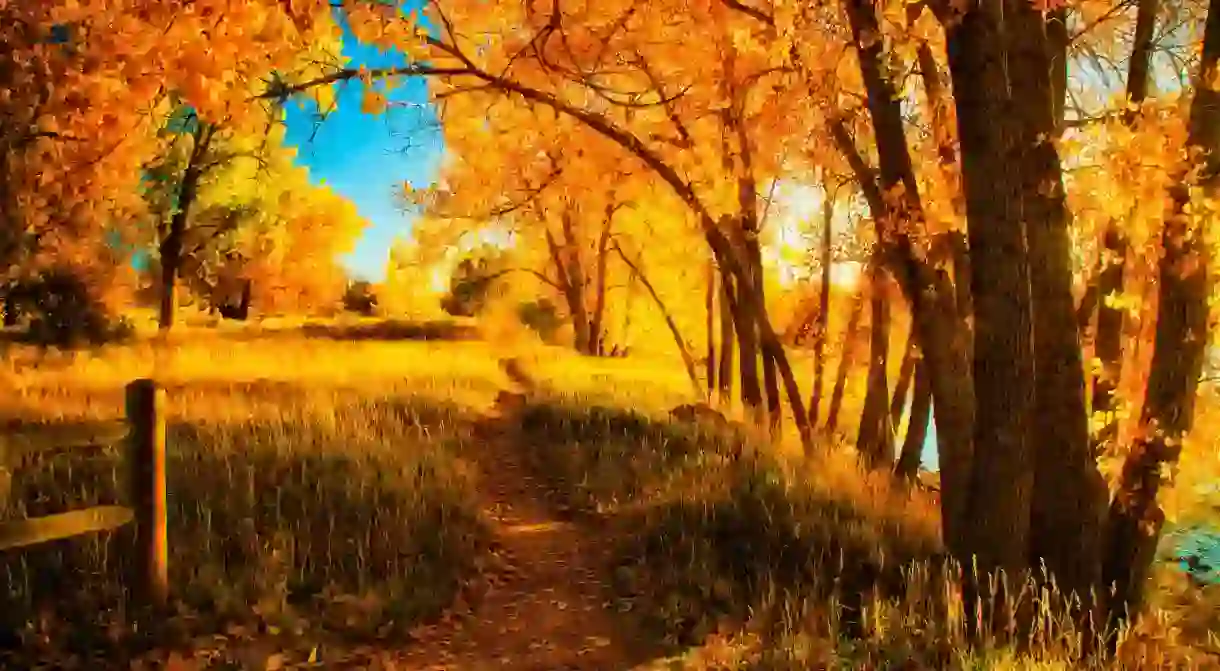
0 321 1214 668
0 332 508 662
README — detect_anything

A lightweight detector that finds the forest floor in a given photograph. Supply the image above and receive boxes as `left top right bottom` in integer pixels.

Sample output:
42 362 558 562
1 325 1214 670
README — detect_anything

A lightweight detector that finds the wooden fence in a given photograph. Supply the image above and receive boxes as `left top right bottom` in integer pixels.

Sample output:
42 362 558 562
0 379 168 607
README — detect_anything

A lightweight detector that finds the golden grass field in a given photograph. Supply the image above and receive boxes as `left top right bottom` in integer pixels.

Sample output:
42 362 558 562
0 319 1215 669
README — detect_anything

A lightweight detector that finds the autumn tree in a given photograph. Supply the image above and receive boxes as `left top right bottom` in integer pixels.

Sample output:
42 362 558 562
379 236 448 318
232 0 1220 648
407 115 707 378
1 0 346 330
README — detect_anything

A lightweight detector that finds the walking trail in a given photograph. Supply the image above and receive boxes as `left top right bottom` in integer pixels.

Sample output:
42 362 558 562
383 359 665 670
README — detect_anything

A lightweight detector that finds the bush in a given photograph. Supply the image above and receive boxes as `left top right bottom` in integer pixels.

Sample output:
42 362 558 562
517 298 564 343
341 280 378 316
8 270 135 348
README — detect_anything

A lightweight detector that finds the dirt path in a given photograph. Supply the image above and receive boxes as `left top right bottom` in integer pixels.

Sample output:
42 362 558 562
385 362 663 670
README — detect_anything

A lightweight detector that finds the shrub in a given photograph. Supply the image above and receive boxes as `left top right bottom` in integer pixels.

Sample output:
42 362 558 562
341 280 378 316
8 269 135 348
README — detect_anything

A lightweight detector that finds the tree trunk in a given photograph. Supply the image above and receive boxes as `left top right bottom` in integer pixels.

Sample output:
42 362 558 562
727 262 765 426
706 258 717 396
718 248 815 451
837 0 977 561
158 120 218 332
746 242 782 434
916 41 958 177
3 290 17 327
1104 0 1220 633
809 184 836 429
895 359 931 481
545 225 592 355
589 214 613 356
612 244 704 398
942 0 1038 636
237 278 252 320
857 263 893 468
1008 0 1108 626
158 219 184 331
826 286 865 437
890 324 918 428
718 272 736 407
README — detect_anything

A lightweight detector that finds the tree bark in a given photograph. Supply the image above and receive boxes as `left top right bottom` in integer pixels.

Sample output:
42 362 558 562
1104 0 1220 633
589 215 613 356
826 285 865 437
727 261 765 426
890 324 918 429
717 248 815 450
159 121 215 332
706 258 718 397
839 0 976 570
718 272 736 407
1008 0 1108 625
895 359 931 481
545 221 593 355
809 184 836 429
857 263 893 468
942 0 1038 636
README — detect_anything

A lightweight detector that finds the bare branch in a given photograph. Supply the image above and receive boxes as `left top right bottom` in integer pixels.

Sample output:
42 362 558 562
720 0 775 25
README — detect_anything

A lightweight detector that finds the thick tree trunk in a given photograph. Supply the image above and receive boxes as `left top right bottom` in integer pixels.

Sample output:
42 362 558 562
837 0 977 560
1008 0 1108 627
1104 0 1220 633
895 359 932 481
826 286 864 436
728 263 765 426
809 186 836 429
943 0 1038 637
856 263 893 468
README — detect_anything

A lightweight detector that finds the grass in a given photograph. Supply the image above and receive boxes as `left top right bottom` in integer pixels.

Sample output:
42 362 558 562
0 333 506 664
0 318 1215 668
501 367 1219 670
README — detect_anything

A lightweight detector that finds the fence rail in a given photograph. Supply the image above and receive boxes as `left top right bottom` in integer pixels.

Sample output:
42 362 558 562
0 378 168 608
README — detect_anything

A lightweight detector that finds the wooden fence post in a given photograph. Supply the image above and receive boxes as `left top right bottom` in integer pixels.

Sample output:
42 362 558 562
126 378 168 608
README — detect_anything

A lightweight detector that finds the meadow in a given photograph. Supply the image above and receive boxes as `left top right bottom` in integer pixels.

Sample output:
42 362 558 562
0 319 1215 669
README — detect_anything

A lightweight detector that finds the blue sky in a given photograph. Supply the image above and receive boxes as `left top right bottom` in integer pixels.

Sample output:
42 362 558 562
282 17 442 281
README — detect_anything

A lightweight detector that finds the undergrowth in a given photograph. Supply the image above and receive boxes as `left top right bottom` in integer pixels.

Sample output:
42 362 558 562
0 339 498 665
0 326 1215 669
513 392 1220 670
